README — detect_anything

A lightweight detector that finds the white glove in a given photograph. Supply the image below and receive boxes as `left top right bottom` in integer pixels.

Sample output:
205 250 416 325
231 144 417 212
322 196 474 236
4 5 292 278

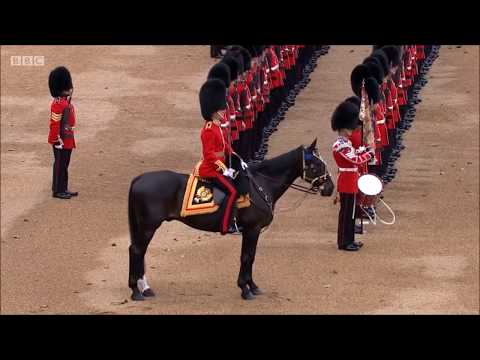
240 160 248 170
223 168 235 178
54 137 64 150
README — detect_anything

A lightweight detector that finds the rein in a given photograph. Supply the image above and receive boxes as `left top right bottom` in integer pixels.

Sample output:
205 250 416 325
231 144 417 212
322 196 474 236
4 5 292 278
255 172 320 194
253 148 331 195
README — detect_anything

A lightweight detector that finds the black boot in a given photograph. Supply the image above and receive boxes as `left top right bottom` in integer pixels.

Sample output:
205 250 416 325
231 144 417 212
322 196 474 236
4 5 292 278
227 206 243 234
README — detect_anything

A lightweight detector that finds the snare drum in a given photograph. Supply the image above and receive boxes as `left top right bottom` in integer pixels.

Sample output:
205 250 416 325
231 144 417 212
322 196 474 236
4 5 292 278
357 174 383 207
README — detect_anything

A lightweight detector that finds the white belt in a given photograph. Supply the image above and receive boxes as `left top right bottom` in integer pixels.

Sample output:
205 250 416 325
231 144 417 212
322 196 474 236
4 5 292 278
338 167 358 172
270 64 279 71
376 119 386 124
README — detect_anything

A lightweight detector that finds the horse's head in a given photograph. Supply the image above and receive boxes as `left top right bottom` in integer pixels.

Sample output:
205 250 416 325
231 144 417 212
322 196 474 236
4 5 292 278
302 139 335 197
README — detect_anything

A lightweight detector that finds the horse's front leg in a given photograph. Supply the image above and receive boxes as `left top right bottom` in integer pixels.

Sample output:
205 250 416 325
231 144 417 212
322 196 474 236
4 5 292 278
237 227 261 300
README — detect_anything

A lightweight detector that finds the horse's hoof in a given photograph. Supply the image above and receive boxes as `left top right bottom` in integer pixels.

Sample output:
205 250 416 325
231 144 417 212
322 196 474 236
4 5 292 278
143 288 156 297
131 288 145 301
250 287 264 296
241 290 255 300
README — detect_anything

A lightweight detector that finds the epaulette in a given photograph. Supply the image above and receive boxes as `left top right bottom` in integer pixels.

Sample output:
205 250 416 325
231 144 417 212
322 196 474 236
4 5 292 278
333 137 351 152
205 121 213 129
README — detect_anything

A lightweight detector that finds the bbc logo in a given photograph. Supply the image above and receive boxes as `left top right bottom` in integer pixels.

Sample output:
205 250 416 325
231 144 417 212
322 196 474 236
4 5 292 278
10 56 45 66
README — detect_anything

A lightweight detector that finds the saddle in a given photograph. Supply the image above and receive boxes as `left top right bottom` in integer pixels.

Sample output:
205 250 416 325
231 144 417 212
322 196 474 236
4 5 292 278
180 162 251 218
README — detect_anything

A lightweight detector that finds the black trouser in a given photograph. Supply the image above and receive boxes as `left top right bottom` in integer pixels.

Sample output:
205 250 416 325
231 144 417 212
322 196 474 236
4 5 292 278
378 129 397 175
52 146 72 194
338 193 355 249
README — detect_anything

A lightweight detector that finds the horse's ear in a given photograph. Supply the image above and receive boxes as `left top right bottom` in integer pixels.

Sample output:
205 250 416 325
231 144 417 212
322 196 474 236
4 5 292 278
309 138 317 150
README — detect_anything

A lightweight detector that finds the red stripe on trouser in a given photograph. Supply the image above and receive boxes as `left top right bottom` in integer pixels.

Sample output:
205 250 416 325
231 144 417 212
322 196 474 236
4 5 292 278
216 175 237 233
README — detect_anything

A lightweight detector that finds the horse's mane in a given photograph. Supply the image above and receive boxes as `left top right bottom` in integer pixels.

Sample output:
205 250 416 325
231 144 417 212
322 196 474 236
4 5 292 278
249 146 303 175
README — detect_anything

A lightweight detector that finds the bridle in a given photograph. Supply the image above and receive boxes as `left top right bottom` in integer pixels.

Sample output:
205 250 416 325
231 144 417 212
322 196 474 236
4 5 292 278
254 147 331 195
300 147 332 193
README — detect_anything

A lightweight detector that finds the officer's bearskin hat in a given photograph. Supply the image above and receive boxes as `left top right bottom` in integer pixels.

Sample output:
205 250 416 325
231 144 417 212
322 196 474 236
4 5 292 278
48 66 73 98
381 45 402 67
222 54 242 80
344 95 361 109
331 101 360 131
199 79 227 120
364 59 384 84
350 64 371 96
372 49 390 76
351 64 381 104
207 62 231 88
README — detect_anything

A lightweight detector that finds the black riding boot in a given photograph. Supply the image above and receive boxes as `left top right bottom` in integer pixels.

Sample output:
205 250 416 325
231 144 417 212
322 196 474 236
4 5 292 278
227 205 243 234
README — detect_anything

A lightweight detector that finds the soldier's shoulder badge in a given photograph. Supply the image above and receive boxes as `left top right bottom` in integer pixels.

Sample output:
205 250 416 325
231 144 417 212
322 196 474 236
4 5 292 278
205 121 213 129
333 137 349 152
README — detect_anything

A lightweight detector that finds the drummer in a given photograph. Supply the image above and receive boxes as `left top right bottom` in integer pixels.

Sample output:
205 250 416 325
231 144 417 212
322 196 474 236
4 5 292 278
331 101 375 251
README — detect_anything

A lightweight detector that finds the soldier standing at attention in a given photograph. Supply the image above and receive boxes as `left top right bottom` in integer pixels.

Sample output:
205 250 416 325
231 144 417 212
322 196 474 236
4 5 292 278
48 66 78 199
331 101 374 251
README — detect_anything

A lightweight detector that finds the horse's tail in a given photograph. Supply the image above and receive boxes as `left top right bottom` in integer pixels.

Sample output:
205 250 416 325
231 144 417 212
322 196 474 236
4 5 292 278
128 175 141 245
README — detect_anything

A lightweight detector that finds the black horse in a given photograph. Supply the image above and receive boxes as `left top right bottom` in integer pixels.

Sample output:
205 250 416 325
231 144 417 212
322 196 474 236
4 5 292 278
128 139 334 301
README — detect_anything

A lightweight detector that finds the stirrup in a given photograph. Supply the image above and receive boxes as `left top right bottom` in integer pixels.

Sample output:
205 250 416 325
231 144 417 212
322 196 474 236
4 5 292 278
227 218 243 234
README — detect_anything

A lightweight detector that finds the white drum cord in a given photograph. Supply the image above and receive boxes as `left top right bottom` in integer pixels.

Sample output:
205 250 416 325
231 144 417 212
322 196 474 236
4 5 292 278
361 198 396 226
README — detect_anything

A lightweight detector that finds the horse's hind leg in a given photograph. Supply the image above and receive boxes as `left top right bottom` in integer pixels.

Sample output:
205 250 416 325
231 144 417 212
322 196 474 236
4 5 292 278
129 224 158 301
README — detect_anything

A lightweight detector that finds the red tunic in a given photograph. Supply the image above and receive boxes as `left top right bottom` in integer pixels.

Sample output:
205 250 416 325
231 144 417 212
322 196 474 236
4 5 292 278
389 79 401 124
416 45 425 60
48 97 76 149
261 59 271 104
226 94 238 141
198 120 232 178
332 136 372 194
349 128 368 175
266 47 282 89
374 102 389 148
384 85 396 130
398 65 408 105
240 79 254 130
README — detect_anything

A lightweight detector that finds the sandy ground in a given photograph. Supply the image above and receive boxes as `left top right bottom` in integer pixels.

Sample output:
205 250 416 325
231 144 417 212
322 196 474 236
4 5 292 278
1 45 478 314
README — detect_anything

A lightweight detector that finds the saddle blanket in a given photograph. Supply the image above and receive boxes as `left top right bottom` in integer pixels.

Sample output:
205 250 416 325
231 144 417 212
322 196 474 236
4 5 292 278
180 168 251 218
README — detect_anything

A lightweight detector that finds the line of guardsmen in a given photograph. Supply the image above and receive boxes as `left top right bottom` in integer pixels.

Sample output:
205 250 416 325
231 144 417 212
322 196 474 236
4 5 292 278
331 44 441 250
208 45 330 163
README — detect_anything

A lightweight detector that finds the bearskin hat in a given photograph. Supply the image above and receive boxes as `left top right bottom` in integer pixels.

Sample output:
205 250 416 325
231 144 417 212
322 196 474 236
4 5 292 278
372 49 390 75
381 45 402 67
350 64 370 97
236 47 252 71
225 47 249 72
344 95 361 109
252 45 265 56
363 55 382 69
48 66 73 98
372 45 385 52
199 79 227 120
331 101 360 131
229 46 253 70
364 60 384 84
221 55 242 80
207 62 231 88
365 77 381 104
